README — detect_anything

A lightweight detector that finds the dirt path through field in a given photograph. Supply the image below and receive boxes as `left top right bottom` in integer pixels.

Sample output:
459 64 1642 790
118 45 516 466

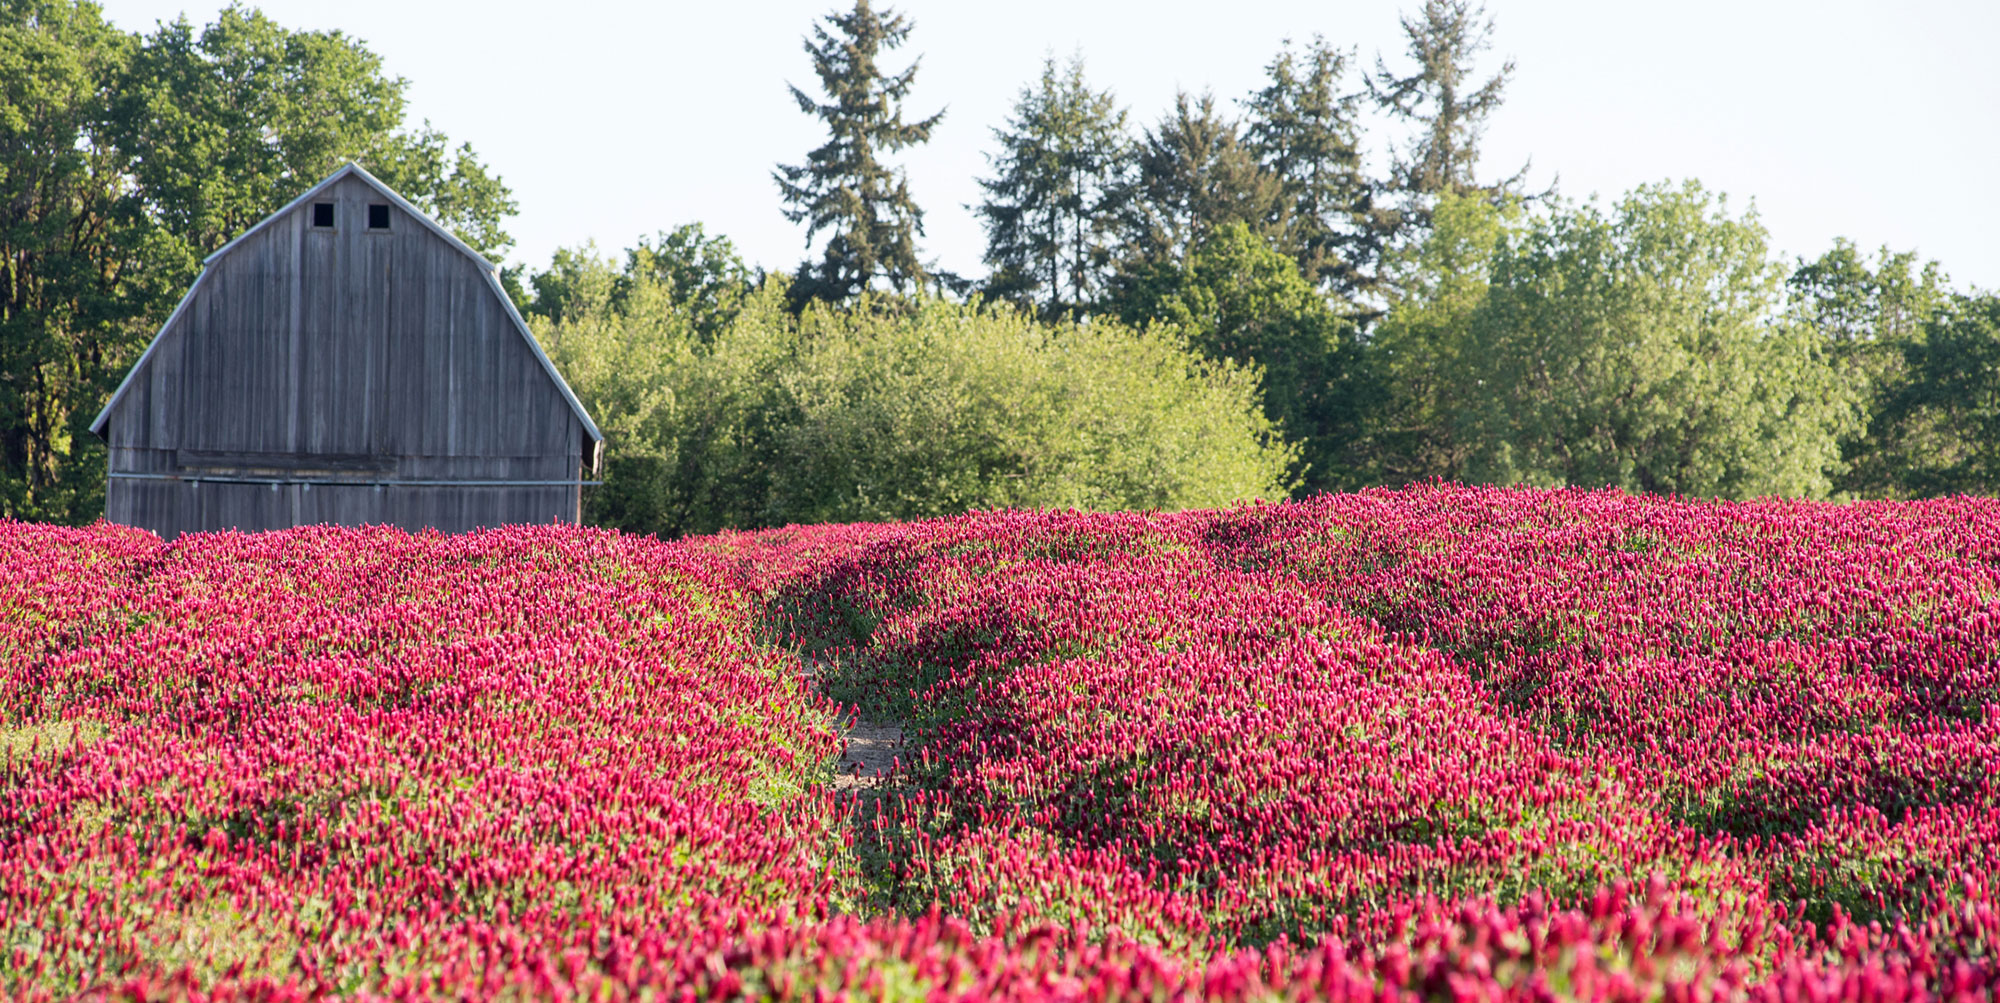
805 657 906 793
834 717 904 792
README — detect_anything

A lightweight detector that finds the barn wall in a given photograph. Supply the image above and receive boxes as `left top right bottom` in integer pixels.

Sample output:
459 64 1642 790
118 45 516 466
103 174 589 539
106 481 578 537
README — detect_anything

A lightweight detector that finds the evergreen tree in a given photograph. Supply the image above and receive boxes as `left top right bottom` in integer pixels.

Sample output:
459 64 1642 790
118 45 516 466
775 0 942 303
1243 36 1377 301
975 55 1131 320
1122 92 1280 269
1371 0 1529 238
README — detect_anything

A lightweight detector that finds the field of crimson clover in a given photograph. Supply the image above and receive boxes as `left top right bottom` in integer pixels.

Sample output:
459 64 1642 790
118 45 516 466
3 484 1997 1000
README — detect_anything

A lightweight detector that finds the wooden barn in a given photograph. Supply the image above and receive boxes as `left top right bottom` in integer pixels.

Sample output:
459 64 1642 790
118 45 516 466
90 162 603 539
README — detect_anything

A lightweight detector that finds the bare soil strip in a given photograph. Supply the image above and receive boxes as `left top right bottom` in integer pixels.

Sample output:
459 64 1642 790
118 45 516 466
804 657 906 792
834 718 904 792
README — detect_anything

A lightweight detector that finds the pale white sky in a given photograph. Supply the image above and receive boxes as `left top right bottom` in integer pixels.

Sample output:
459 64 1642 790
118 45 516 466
100 0 2000 291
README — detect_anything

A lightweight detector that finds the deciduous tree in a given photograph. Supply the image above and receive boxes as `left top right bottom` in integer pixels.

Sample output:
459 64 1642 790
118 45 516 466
113 8 515 266
1113 223 1367 492
1459 181 1855 499
0 0 160 522
1787 240 1949 496
1879 293 2000 496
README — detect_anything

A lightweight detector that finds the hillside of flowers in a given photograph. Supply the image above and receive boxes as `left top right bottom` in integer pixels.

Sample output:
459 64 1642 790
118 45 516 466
4 485 1998 1000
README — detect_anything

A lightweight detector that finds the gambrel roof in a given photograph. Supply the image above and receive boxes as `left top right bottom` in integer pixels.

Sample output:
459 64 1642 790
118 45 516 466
90 161 601 446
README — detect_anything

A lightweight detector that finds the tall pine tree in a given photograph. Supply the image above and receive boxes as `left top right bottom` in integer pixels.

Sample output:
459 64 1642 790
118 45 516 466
975 55 1130 320
1122 92 1280 269
1371 0 1528 238
775 0 942 303
1243 36 1377 302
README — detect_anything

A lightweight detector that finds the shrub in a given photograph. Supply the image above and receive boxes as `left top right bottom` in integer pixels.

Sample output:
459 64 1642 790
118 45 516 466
540 275 1295 536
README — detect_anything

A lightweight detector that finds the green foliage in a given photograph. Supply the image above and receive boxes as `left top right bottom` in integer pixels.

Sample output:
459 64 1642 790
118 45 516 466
534 250 786 538
1111 223 1367 493
975 55 1131 320
1359 190 1515 484
113 7 514 264
624 226 757 340
364 124 518 263
112 8 401 258
1122 92 1281 270
1881 293 2000 496
775 0 942 302
1242 36 1378 301
525 244 618 330
538 267 1295 536
776 297 1294 522
0 0 161 523
1370 0 1529 250
1787 241 1951 497
1458 181 1857 498
528 225 753 339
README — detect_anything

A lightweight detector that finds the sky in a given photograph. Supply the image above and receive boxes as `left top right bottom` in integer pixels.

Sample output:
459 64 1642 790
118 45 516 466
98 0 2000 292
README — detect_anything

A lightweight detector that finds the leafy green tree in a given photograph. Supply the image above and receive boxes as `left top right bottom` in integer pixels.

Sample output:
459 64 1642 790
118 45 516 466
536 258 793 537
775 0 942 303
0 0 165 523
1361 190 1515 484
1113 223 1366 492
1787 240 1949 496
531 226 755 338
1877 293 2000 496
366 124 519 264
113 7 516 266
1243 36 1377 300
526 243 620 329
975 55 1131 320
622 225 756 340
1371 0 1529 243
1791 241 1946 350
1459 181 1855 498
1122 92 1281 268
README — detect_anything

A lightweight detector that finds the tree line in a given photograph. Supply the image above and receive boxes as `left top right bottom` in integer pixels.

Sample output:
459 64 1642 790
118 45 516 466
5 0 1998 534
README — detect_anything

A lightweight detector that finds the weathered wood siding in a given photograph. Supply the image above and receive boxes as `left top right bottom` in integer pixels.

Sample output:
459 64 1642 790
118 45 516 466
101 174 591 538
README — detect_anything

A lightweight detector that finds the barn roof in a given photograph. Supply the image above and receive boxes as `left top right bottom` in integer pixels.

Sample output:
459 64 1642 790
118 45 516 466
89 162 603 446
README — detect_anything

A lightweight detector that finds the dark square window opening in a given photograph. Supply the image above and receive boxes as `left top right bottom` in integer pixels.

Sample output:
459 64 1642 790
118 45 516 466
367 204 391 230
311 202 335 228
